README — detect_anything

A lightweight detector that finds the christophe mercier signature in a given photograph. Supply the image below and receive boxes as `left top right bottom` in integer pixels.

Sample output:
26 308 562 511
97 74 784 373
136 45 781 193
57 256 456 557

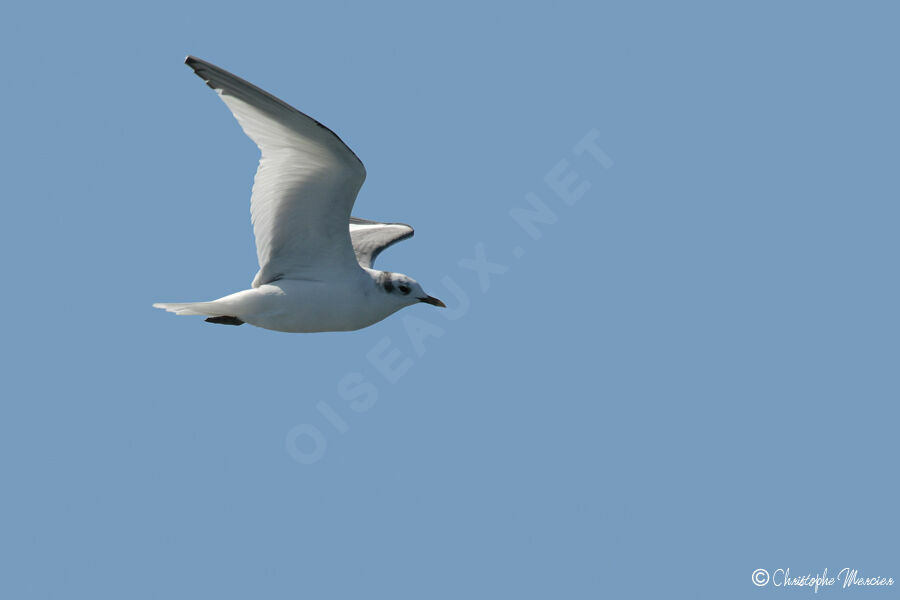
771 568 894 591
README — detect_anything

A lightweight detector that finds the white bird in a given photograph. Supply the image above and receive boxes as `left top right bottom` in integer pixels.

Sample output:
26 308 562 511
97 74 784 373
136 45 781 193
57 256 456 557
154 56 444 333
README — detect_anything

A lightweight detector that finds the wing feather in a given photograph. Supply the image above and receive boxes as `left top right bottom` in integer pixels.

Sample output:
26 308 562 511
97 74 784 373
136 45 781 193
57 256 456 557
349 218 415 268
184 56 366 286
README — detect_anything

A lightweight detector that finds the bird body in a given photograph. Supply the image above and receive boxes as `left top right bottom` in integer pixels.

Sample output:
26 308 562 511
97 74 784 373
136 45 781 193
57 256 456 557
154 57 444 332
159 268 429 333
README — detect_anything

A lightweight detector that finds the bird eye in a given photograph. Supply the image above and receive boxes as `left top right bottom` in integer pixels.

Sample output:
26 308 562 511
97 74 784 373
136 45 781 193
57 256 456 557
398 284 411 295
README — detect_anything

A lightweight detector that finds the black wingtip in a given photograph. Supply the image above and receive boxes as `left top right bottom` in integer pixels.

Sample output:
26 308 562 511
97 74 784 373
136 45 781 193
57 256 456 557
184 56 205 74
184 56 217 88
205 316 244 326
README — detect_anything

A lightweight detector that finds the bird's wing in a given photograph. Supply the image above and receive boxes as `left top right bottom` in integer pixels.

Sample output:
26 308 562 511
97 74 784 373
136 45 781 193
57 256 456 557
185 56 367 287
349 216 415 268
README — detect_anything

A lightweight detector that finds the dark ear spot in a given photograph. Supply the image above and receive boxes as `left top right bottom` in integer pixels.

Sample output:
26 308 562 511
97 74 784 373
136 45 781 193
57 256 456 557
379 271 394 292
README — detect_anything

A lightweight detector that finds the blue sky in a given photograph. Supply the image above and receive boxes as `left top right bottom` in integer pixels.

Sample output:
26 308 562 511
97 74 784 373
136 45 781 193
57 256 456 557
1 1 898 598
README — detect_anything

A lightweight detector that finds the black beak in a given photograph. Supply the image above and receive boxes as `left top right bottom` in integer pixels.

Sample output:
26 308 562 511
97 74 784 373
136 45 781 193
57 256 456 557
418 296 446 308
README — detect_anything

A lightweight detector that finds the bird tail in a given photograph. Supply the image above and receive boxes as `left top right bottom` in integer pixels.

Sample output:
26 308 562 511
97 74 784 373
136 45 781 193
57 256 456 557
152 301 221 317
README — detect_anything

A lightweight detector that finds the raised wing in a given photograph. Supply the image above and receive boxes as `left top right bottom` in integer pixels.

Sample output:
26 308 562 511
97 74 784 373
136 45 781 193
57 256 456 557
349 217 415 268
185 56 367 286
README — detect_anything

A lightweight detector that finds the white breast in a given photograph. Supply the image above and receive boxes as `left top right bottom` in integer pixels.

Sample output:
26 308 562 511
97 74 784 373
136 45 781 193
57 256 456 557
229 276 400 333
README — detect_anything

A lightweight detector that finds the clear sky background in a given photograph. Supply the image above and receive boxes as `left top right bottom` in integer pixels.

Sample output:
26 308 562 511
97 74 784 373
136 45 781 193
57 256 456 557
1 2 898 598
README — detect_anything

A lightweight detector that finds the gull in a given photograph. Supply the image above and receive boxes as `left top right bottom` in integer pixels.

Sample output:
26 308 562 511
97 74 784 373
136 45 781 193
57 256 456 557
154 56 445 333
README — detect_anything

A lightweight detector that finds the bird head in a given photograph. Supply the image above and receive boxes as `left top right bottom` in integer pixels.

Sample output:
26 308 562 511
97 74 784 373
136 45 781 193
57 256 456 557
379 272 445 309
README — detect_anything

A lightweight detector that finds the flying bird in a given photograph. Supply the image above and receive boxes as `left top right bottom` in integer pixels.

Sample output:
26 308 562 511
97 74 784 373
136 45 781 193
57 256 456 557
154 56 444 333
